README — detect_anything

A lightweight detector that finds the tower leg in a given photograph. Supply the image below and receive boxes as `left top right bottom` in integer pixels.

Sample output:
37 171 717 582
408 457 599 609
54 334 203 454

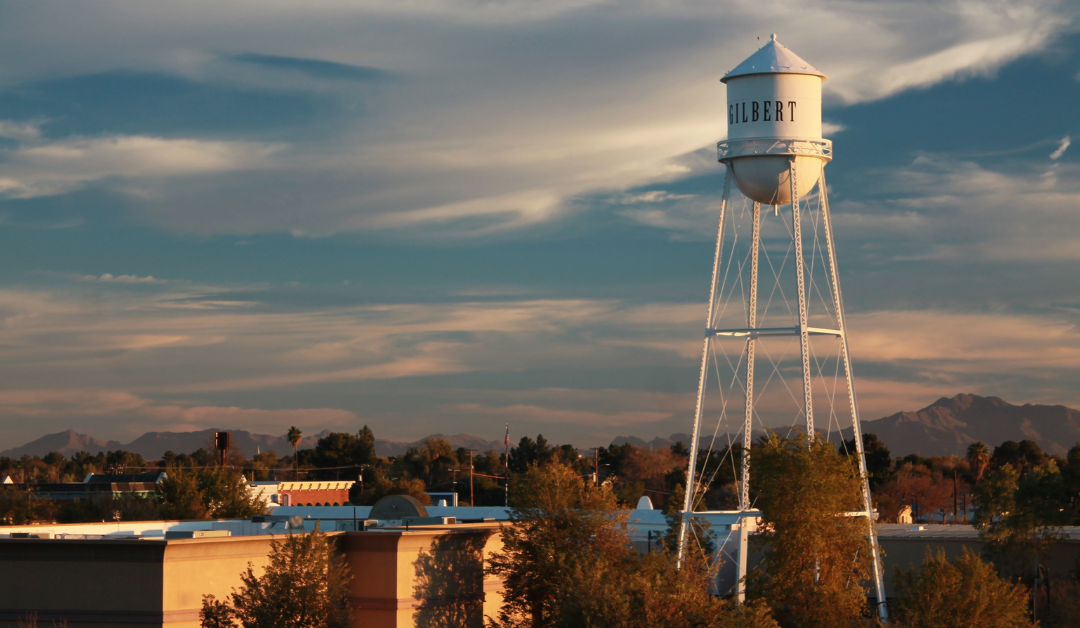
736 201 761 605
740 201 761 512
789 158 815 436
819 172 889 621
678 173 732 568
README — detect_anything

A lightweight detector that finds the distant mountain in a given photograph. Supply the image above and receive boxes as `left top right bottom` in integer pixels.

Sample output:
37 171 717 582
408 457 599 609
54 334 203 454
0 429 124 459
611 433 695 450
375 434 505 457
852 393 1080 457
0 428 507 461
0 428 333 460
612 395 1080 459
7 394 1077 462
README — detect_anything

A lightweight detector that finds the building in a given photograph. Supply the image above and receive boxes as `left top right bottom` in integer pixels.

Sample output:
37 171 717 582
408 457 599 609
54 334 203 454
3 503 1076 626
247 480 355 508
0 516 502 628
1 472 166 502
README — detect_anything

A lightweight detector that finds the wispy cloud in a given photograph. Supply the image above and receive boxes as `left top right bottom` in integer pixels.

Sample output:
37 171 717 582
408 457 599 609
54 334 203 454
0 0 1071 236
0 134 282 199
1050 135 1071 159
0 277 1076 446
79 273 164 284
828 155 1080 261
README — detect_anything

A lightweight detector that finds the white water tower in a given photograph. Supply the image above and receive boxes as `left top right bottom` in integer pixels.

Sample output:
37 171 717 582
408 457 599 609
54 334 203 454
675 36 888 622
720 34 829 204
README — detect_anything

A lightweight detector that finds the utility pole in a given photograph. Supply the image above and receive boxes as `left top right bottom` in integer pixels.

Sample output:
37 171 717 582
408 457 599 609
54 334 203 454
468 450 475 507
594 447 600 487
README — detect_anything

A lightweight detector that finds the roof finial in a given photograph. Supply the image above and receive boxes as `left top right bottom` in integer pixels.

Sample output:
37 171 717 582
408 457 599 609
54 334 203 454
771 33 777 42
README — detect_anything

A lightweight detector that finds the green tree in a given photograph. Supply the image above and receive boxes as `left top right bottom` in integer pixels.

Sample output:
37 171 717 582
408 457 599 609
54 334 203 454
287 427 302 480
972 459 1070 577
745 433 872 628
159 469 266 520
356 470 430 506
890 547 1032 628
487 462 776 628
200 526 351 628
840 433 893 489
356 425 377 466
486 462 628 627
967 441 991 482
0 486 55 524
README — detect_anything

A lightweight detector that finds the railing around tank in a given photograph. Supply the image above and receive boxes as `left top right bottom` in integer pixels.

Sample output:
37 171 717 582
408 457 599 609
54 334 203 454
717 138 832 162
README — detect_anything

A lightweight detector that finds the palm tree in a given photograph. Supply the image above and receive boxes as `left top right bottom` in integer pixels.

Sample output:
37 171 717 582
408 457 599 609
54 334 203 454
966 441 990 482
287 426 302 481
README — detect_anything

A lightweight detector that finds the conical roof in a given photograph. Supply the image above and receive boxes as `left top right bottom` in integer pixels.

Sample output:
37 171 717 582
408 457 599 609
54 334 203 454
721 35 827 83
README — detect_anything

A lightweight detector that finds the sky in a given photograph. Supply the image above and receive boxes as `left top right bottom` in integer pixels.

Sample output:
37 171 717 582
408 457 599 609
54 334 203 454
0 0 1078 450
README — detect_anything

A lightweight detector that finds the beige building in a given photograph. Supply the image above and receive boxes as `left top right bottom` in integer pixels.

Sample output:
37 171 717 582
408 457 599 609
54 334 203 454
0 521 503 628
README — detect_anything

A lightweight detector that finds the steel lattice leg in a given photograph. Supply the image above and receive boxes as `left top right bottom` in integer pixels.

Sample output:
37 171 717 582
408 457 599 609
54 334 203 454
819 172 889 621
678 173 731 568
789 158 815 437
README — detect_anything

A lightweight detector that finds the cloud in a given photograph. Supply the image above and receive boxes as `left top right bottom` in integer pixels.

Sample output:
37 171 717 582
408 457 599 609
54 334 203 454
79 273 164 284
848 310 1080 370
1050 135 1071 159
0 120 43 142
0 0 1072 236
0 134 282 199
0 275 1076 445
828 155 1080 261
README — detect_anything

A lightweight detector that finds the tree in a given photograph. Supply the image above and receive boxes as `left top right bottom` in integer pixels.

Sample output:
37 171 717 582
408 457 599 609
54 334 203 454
890 547 1032 628
508 435 555 473
840 432 892 489
486 462 628 627
557 549 778 628
159 469 266 520
286 426 303 480
487 461 776 628
0 486 55 524
967 441 991 482
972 459 1070 578
745 433 872 628
355 471 430 506
356 425 377 466
201 526 351 628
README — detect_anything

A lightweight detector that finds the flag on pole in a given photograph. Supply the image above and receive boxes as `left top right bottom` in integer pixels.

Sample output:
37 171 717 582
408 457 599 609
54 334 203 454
504 423 510 447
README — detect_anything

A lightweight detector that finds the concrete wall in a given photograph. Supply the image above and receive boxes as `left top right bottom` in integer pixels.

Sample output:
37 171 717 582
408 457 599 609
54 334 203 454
0 524 504 628
161 536 277 628
342 524 504 628
0 539 167 627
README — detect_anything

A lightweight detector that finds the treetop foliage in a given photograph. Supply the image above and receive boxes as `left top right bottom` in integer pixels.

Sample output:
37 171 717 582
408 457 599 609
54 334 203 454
746 432 872 628
890 547 1033 628
200 526 351 628
487 461 777 628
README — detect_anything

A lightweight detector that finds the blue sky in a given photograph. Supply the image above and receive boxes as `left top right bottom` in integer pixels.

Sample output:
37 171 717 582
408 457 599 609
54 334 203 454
0 0 1077 449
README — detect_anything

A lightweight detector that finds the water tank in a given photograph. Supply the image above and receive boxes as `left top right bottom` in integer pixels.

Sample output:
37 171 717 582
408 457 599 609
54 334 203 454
719 35 831 205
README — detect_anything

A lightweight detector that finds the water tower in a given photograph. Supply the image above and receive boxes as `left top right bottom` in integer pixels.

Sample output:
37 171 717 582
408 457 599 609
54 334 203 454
675 35 887 620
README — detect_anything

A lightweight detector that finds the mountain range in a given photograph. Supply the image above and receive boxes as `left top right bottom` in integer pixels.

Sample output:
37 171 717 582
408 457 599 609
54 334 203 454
615 394 1080 458
2 394 1078 460
0 428 503 461
848 393 1080 457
